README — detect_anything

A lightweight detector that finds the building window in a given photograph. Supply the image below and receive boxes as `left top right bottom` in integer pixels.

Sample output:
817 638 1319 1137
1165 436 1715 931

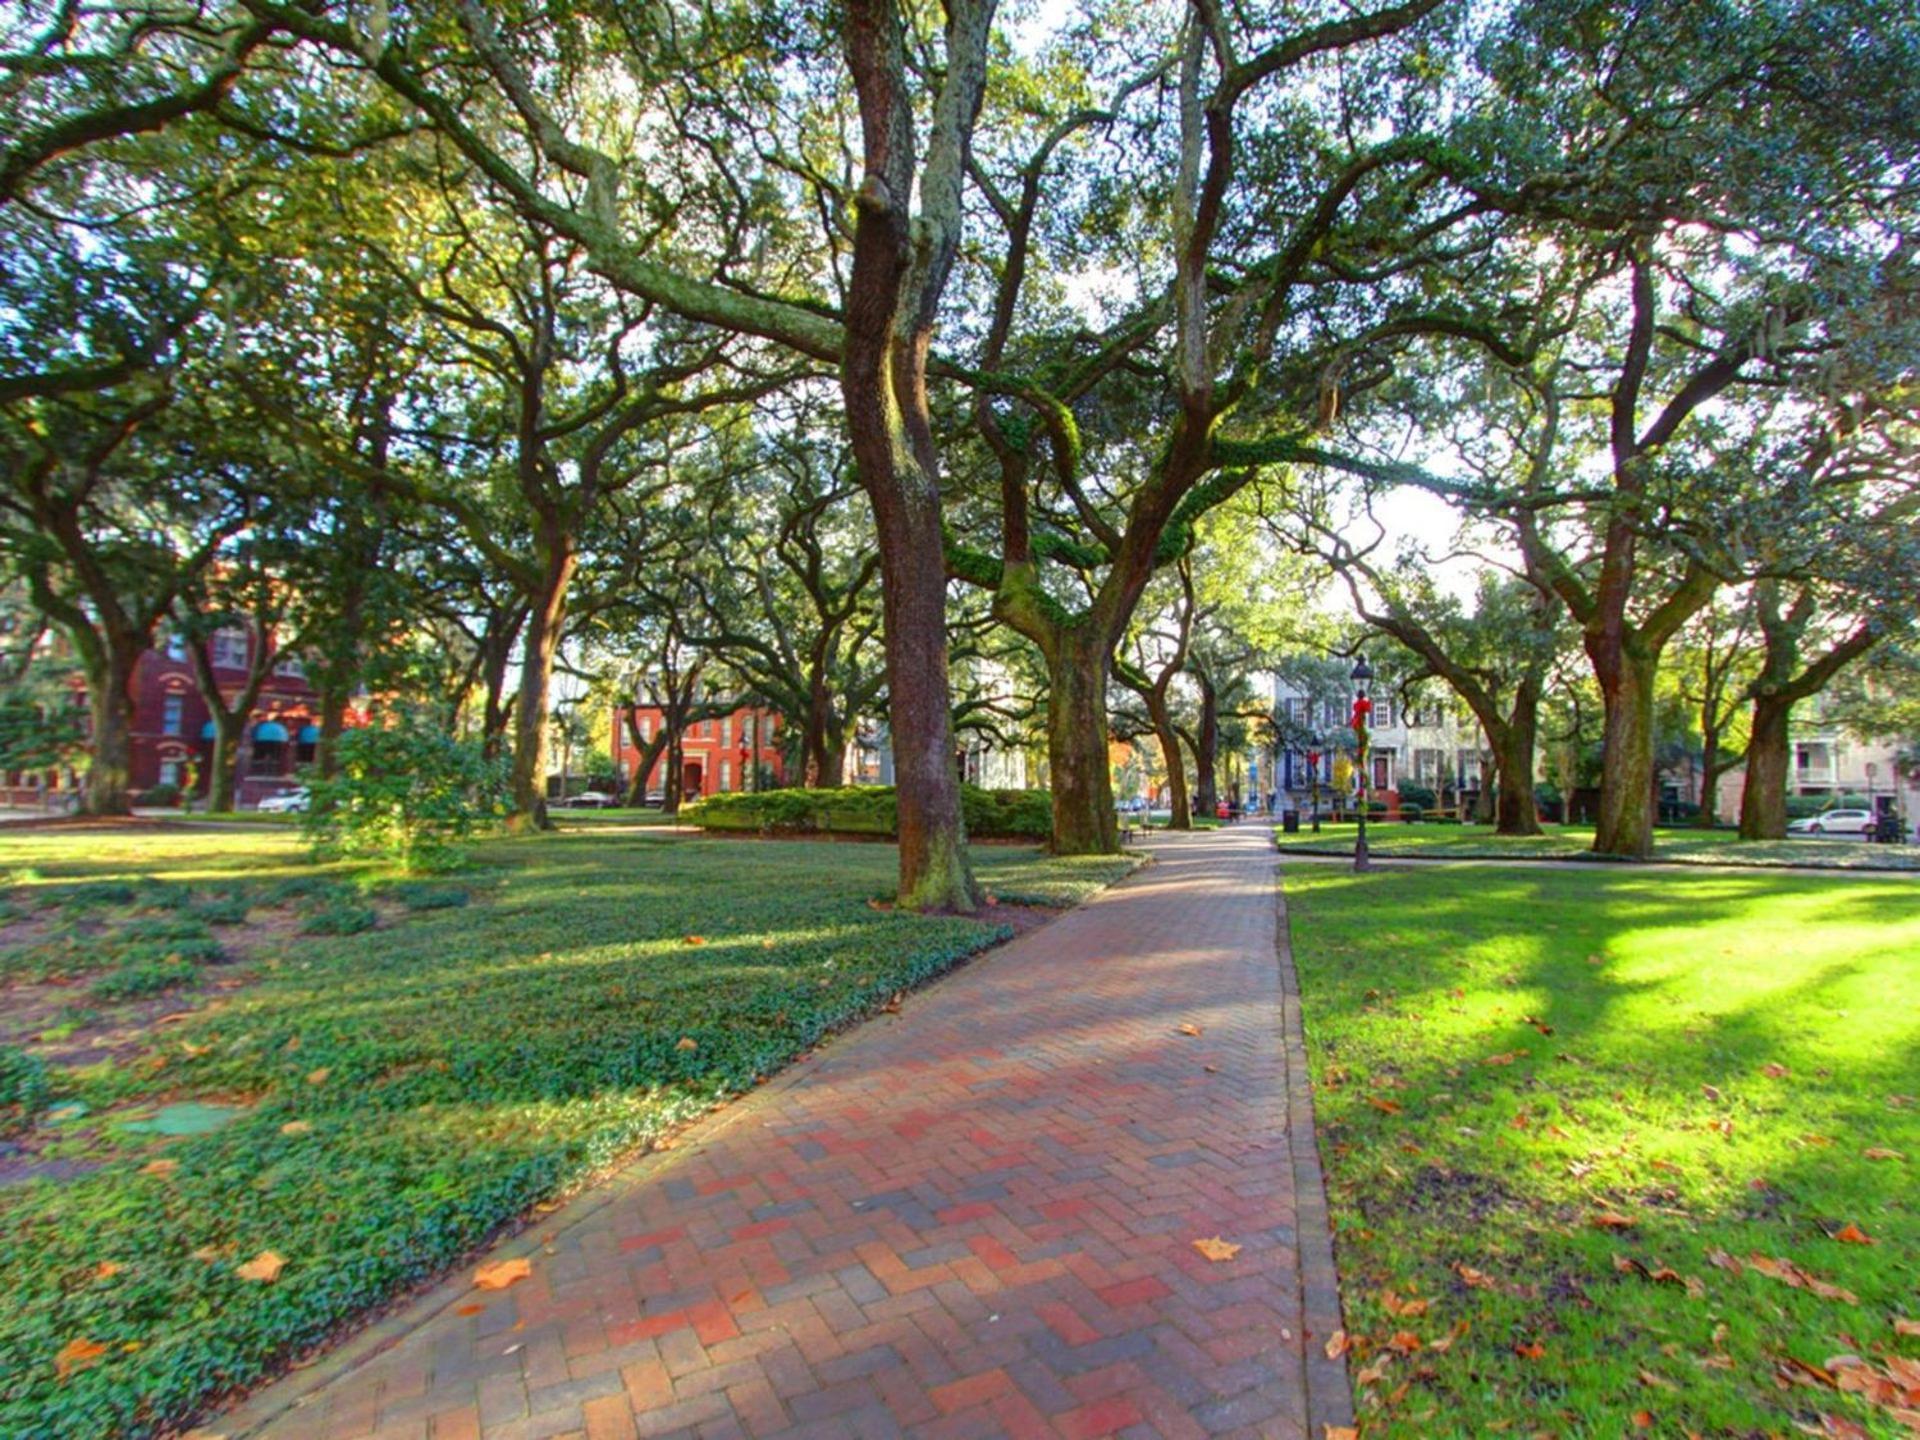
1375 698 1394 729
273 652 305 678
162 695 184 736
719 759 732 792
720 716 731 748
165 633 189 662
159 760 181 786
210 629 249 670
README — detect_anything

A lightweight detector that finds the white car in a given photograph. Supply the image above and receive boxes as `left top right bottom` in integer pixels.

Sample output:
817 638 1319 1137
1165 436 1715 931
257 787 310 814
1787 808 1874 838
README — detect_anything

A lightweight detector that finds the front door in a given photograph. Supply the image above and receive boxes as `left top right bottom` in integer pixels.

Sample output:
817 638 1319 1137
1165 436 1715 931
682 762 703 798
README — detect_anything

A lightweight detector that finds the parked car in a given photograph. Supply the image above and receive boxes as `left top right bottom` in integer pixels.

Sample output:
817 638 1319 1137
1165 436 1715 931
257 787 310 814
1786 808 1875 838
558 791 617 808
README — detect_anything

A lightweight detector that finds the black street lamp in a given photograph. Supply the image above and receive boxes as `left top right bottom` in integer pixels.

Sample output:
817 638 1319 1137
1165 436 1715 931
1350 654 1374 872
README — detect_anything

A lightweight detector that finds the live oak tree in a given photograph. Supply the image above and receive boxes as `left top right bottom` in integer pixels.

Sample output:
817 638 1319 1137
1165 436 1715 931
1393 0 1920 857
1668 594 1759 827
0 383 251 813
215 0 994 909
682 429 886 789
1114 561 1201 830
946 0 1489 855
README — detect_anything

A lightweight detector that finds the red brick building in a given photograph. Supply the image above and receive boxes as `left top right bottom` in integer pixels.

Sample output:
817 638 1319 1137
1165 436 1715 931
129 630 337 804
613 704 784 799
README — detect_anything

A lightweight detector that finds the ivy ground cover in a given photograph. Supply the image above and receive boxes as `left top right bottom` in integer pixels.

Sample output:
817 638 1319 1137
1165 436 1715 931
0 825 1134 1438
1284 860 1920 1437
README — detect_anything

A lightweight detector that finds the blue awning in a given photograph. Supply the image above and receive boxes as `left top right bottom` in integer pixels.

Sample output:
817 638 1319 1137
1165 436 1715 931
200 721 218 740
297 723 321 744
253 721 290 743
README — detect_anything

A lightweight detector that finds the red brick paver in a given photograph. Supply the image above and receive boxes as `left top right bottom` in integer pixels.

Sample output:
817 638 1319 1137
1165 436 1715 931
227 826 1350 1440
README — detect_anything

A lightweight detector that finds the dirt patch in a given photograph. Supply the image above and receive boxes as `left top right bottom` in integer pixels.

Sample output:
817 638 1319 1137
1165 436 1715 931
1402 1163 1520 1221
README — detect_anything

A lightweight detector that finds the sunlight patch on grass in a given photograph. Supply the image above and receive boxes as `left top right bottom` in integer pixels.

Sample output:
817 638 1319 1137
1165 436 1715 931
1286 862 1919 1438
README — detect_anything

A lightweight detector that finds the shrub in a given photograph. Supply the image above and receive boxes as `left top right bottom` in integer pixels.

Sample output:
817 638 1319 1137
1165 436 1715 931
683 785 1052 840
1400 804 1424 823
300 903 378 935
191 894 252 926
90 956 200 1000
0 1045 49 1136
1395 782 1436 810
135 782 182 807
380 883 469 911
302 723 509 873
1366 800 1389 817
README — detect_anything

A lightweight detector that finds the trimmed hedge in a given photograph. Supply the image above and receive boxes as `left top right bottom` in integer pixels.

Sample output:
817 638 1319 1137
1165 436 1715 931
683 785 1052 840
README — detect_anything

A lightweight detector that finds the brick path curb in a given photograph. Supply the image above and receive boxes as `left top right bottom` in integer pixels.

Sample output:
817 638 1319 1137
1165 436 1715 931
1274 878 1354 1436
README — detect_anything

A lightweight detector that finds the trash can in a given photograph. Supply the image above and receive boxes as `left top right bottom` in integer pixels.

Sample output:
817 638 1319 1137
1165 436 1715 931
1282 809 1300 834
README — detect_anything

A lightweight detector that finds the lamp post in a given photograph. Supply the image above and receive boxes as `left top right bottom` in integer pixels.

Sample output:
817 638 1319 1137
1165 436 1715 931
1351 655 1374 872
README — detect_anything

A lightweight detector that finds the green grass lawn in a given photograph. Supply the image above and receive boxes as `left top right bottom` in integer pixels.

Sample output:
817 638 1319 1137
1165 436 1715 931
0 826 1134 1438
1272 820 1919 871
1285 861 1920 1438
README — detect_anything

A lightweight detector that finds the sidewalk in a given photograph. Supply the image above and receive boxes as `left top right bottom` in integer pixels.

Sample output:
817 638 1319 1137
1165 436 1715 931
226 825 1349 1440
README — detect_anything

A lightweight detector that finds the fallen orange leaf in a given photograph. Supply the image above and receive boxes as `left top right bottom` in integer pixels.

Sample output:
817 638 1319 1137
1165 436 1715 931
675 1037 698 1052
1631 1409 1653 1428
280 1120 312 1136
1830 1223 1874 1245
1325 1428 1360 1440
54 1337 108 1380
1863 1148 1904 1161
305 1067 331 1086
1513 1340 1545 1359
1192 1236 1241 1262
139 1158 178 1178
1367 1096 1403 1115
1325 1329 1350 1359
235 1250 285 1283
1453 1262 1495 1289
94 1261 122 1280
1590 1211 1638 1230
455 1302 486 1316
1762 1062 1790 1078
1894 1317 1920 1336
1386 1330 1423 1354
474 1257 532 1291
1177 1023 1203 1037
683 935 707 946
1484 1052 1522 1066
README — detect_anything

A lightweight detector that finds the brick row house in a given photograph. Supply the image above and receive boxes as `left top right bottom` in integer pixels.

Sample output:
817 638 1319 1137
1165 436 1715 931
612 704 785 800
143 630 336 804
3 630 349 808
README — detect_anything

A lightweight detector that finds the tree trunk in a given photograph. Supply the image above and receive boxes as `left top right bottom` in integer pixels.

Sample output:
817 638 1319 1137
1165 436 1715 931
509 545 575 831
1737 695 1793 839
801 678 842 788
1045 637 1118 854
317 682 350 779
1192 677 1219 819
1489 716 1542 836
1153 701 1191 829
662 735 684 816
207 716 242 813
838 0 987 913
1695 731 1723 827
1591 644 1659 858
81 648 137 816
863 483 977 907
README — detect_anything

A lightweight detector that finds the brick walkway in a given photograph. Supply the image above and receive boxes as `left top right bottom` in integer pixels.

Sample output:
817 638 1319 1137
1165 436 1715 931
227 826 1350 1440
